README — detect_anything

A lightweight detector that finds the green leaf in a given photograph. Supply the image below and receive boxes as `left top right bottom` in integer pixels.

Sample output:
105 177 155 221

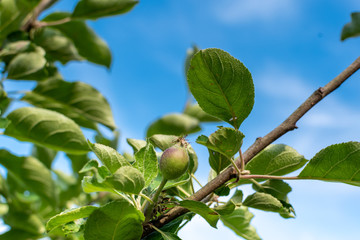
252 179 292 202
184 45 199 77
152 227 182 240
4 107 89 154
133 142 158 186
127 138 147 153
150 172 190 191
79 159 111 182
208 150 231 175
0 0 40 42
0 118 10 128
213 190 243 215
67 153 89 174
187 48 254 129
32 27 83 64
197 127 244 158
89 142 130 173
107 166 145 194
4 208 45 235
46 206 98 232
299 141 360 185
147 113 201 137
31 144 57 169
220 207 261 240
179 200 219 228
243 192 283 212
23 78 116 130
95 130 119 150
0 229 41 240
72 0 138 20
0 149 57 206
42 12 112 67
6 50 47 80
84 200 144 240
341 12 360 41
245 144 307 177
184 103 220 122
149 134 178 151
82 176 115 194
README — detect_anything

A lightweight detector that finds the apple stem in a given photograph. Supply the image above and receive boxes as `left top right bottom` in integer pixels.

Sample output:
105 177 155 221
143 178 168 222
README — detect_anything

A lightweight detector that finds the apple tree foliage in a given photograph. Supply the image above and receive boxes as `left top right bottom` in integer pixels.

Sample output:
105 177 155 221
0 1 359 239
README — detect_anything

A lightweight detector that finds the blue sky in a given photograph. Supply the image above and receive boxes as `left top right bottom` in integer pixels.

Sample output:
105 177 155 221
3 0 360 239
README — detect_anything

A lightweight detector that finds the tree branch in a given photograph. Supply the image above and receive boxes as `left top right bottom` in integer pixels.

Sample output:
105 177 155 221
21 0 58 32
142 56 360 237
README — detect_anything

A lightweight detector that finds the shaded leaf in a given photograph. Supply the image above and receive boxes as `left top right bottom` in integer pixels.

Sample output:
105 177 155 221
108 166 145 194
81 176 115 194
213 190 243 215
84 200 144 240
72 0 138 20
0 118 10 128
184 103 220 122
245 144 307 177
299 141 360 186
150 172 190 191
184 45 199 78
149 134 178 151
6 50 46 80
0 0 40 42
5 107 89 154
147 113 201 137
133 142 158 186
4 208 45 235
46 206 98 232
89 142 130 173
179 200 219 228
31 144 57 169
220 207 261 240
341 12 360 41
95 130 119 149
187 48 254 129
197 127 244 158
252 179 292 202
79 159 111 182
243 192 283 212
33 27 82 64
23 78 116 130
0 229 41 240
43 12 112 67
208 150 231 174
0 149 57 206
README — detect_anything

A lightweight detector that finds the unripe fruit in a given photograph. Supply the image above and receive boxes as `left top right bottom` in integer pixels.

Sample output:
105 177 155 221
159 146 189 180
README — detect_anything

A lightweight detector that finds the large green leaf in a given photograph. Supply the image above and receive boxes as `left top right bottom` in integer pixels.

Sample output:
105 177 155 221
42 12 112 67
341 12 360 41
32 27 83 64
0 149 57 206
133 142 158 186
245 144 307 177
299 142 360 186
6 49 47 80
84 200 144 240
89 142 130 173
107 166 145 194
72 0 138 20
243 192 294 218
46 206 98 232
197 127 244 158
4 107 89 154
147 113 200 137
23 78 116 130
183 103 220 122
220 207 260 240
187 48 254 129
0 229 41 240
179 200 219 228
0 0 40 42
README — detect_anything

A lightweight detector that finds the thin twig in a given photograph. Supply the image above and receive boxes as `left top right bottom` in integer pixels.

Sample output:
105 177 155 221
21 0 58 31
142 56 360 237
34 17 72 29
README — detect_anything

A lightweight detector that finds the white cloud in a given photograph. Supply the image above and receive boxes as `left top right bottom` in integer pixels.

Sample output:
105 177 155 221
212 0 299 24
256 64 312 101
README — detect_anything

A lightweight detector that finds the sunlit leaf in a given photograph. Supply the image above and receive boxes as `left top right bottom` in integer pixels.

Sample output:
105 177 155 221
84 200 144 240
133 142 158 186
187 48 254 129
4 107 89 154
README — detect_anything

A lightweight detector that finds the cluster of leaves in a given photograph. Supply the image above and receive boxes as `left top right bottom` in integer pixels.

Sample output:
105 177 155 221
0 1 360 240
